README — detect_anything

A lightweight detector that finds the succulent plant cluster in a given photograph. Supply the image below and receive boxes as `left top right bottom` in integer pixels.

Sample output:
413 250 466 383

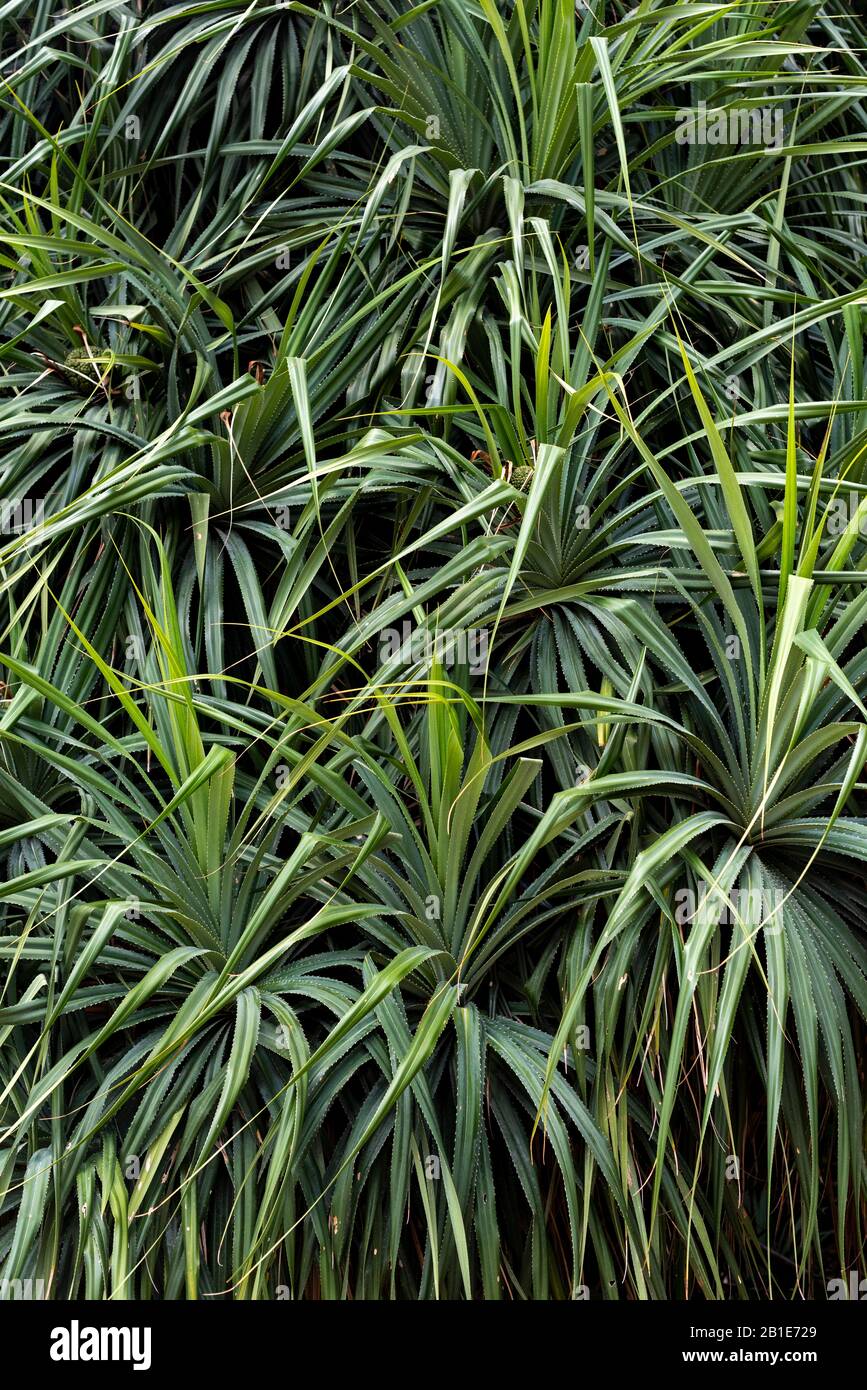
1 0 866 1301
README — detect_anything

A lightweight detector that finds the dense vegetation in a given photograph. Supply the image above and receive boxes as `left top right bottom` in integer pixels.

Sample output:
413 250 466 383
1 0 866 1301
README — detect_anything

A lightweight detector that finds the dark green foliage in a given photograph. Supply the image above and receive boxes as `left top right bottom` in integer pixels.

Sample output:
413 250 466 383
0 0 865 1301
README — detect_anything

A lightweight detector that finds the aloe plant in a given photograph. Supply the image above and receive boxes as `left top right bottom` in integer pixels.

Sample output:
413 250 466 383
0 0 866 1302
